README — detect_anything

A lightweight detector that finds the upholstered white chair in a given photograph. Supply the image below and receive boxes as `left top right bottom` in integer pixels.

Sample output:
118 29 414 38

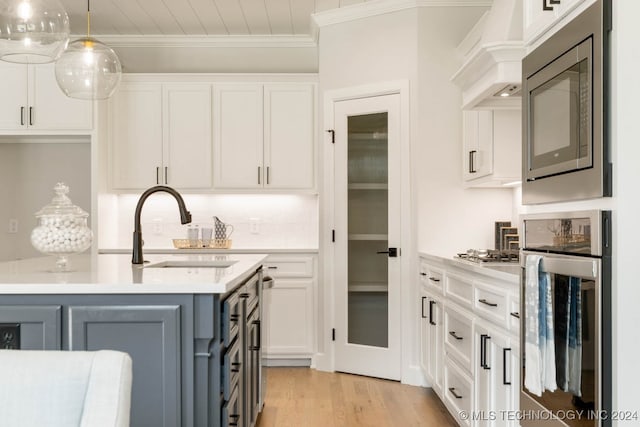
0 349 132 427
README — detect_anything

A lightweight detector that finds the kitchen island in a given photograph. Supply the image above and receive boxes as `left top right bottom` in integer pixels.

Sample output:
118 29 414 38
0 253 267 427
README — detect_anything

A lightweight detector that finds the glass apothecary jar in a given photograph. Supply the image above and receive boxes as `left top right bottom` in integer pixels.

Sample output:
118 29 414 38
30 183 92 271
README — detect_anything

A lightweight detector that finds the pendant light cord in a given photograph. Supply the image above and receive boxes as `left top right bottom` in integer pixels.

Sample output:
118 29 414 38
86 0 91 38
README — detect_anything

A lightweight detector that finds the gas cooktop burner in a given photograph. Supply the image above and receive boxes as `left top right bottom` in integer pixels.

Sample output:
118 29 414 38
456 249 519 263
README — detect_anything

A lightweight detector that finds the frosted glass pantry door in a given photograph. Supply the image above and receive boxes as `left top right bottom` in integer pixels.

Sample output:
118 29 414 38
333 93 401 381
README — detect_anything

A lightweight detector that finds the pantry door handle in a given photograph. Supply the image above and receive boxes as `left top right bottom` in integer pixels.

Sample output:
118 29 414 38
266 166 270 184
29 107 33 125
449 331 463 341
421 297 427 319
480 334 487 368
164 166 168 184
20 106 25 126
156 167 160 185
258 166 261 185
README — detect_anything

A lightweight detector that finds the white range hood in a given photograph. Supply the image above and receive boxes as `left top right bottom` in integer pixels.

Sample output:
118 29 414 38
451 0 525 110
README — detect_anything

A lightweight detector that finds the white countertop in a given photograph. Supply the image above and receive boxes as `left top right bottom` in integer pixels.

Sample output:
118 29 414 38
419 252 520 282
0 253 268 295
99 248 318 255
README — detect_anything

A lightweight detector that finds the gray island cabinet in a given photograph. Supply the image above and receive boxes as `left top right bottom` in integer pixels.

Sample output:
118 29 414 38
0 253 267 427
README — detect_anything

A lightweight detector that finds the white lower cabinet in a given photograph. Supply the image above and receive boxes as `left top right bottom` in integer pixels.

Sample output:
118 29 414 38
420 289 443 396
475 322 514 427
262 255 316 363
444 357 474 427
418 255 520 427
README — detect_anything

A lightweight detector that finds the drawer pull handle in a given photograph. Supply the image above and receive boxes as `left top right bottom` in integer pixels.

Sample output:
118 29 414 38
429 277 441 283
479 298 498 307
267 266 278 269
510 311 520 319
194 352 211 358
230 314 240 321
448 387 463 399
429 300 436 326
420 272 427 276
449 331 463 341
503 348 512 385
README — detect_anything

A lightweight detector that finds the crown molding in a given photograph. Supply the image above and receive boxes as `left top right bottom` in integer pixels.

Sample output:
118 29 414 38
84 34 318 49
312 0 491 28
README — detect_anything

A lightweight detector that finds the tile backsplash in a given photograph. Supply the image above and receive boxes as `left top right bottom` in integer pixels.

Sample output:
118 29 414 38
98 193 319 250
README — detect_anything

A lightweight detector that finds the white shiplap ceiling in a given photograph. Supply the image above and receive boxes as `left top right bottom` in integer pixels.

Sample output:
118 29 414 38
61 0 491 37
61 0 373 36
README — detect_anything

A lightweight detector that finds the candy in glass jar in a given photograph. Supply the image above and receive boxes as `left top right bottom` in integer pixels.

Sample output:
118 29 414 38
30 183 92 271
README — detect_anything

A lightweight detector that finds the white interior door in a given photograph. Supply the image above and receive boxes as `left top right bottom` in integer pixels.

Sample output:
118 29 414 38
333 93 401 380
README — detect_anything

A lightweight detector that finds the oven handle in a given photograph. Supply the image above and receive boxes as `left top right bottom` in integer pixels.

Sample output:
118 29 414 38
520 251 599 280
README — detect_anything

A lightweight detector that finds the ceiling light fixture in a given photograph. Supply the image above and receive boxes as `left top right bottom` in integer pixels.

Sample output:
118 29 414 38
55 0 122 100
0 0 70 63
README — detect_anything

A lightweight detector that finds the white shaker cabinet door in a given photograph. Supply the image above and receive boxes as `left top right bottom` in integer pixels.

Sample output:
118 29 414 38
213 84 264 189
263 84 315 189
29 63 92 130
0 63 27 129
109 83 163 190
262 278 314 358
163 84 212 189
462 110 493 182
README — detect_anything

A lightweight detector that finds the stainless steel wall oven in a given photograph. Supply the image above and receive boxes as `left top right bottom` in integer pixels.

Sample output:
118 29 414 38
520 210 611 427
522 0 612 204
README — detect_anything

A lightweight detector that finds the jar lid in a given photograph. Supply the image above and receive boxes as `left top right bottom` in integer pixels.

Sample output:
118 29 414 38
35 182 89 218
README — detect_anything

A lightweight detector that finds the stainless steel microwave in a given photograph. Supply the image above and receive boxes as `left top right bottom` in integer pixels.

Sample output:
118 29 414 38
522 0 612 205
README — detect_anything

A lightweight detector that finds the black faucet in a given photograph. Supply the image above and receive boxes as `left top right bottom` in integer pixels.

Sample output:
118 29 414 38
132 185 192 264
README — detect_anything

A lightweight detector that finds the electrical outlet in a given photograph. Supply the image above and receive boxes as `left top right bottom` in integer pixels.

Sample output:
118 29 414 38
8 219 18 234
249 218 260 234
152 218 163 235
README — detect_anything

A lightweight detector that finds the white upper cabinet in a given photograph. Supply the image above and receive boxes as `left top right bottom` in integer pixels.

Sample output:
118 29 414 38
264 84 315 190
163 84 213 189
213 84 264 190
524 0 594 47
110 83 163 190
0 63 92 132
463 110 494 181
214 83 315 191
462 109 521 187
109 81 213 190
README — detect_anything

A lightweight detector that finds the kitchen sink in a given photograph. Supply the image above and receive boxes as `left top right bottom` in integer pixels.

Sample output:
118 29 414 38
144 260 237 268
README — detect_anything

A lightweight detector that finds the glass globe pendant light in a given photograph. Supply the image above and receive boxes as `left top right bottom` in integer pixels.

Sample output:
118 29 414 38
55 0 121 100
0 0 70 63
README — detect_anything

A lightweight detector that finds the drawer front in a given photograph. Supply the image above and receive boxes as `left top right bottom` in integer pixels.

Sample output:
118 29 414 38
264 256 314 278
509 297 520 334
222 291 241 347
222 338 242 401
445 273 473 308
444 306 473 373
221 384 242 427
419 261 444 294
443 358 473 426
474 282 508 325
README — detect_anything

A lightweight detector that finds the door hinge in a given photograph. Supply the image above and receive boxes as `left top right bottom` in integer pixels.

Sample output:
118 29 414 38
326 129 335 144
332 229 335 242
332 328 336 341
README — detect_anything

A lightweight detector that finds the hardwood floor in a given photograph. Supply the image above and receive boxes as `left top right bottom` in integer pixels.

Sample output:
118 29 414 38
257 367 458 427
